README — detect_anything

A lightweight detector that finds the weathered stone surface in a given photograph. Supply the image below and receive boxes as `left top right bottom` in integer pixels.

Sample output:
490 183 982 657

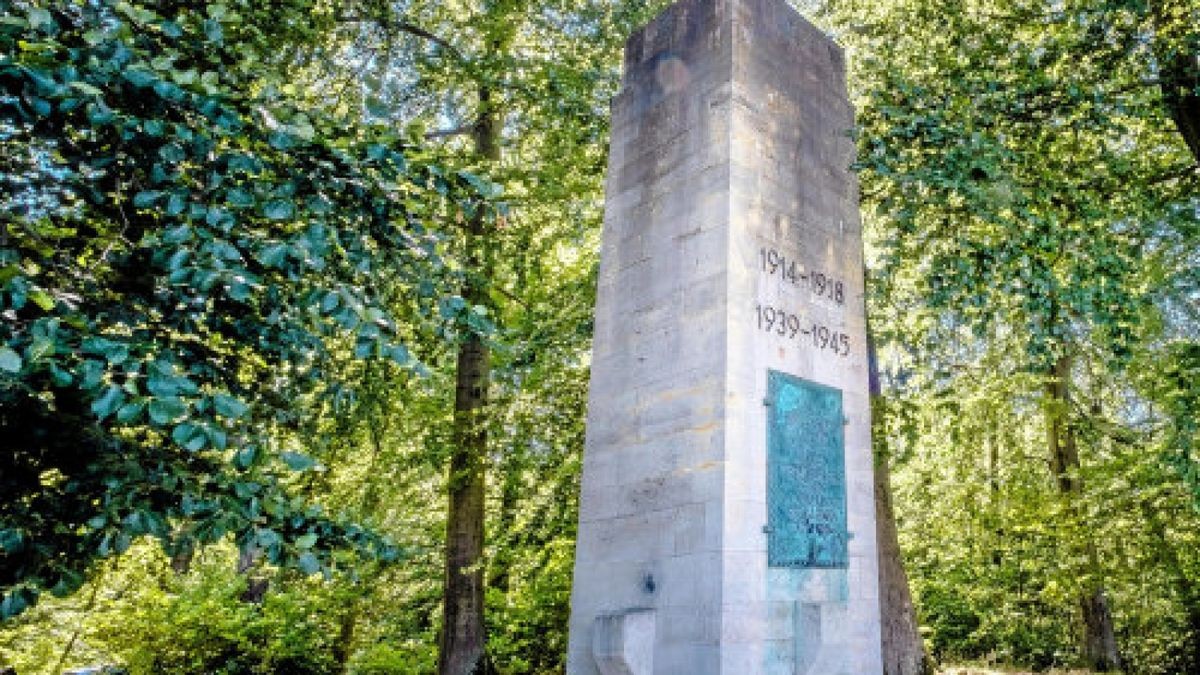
568 0 882 672
594 609 657 675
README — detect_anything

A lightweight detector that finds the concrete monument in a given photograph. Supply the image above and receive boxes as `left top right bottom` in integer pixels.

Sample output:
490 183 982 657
568 0 882 673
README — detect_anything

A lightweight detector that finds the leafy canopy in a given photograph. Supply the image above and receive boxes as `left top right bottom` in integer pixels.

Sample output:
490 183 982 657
0 0 498 620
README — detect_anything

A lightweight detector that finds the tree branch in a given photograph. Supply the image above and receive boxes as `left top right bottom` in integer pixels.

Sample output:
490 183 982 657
338 15 463 60
425 125 474 140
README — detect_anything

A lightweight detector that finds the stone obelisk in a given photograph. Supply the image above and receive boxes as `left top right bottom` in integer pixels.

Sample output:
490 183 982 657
568 0 883 673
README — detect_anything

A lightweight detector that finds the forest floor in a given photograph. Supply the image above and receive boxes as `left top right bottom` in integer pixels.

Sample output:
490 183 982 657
940 662 1099 667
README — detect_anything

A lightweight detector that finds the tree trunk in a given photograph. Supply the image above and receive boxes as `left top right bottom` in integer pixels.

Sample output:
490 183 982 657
438 86 500 675
1161 51 1200 165
869 334 932 675
1151 0 1200 164
334 591 361 674
440 331 489 675
1046 354 1121 671
237 546 269 604
987 432 1003 567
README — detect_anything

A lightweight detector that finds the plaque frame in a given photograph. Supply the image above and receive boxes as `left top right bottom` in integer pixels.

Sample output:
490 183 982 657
766 370 849 569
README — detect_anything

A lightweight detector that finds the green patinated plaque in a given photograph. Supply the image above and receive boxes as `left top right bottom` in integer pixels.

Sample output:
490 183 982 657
766 370 848 568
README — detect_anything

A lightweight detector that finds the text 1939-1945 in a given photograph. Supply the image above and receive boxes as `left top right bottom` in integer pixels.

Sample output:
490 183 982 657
754 304 850 357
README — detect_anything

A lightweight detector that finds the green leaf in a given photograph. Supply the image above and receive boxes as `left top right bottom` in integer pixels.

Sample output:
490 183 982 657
354 338 375 359
258 243 289 268
50 364 73 386
268 132 295 150
438 295 467 319
365 97 390 119
0 529 25 554
281 452 317 472
27 7 53 31
159 143 186 164
91 385 126 421
26 337 55 362
133 190 162 208
226 188 255 208
297 552 321 575
173 423 207 451
148 397 187 425
147 370 180 397
213 393 249 419
167 248 191 272
1 589 33 621
227 276 252 302
29 97 52 117
116 401 145 423
263 199 294 221
77 360 104 389
166 192 187 216
208 427 228 450
255 528 281 548
296 533 318 549
28 289 55 311
203 20 223 44
321 291 340 313
49 570 85 598
388 344 412 366
104 343 129 365
234 445 259 470
0 347 21 373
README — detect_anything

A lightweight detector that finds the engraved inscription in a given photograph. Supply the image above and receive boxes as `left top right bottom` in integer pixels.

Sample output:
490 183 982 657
758 246 846 305
754 305 851 357
766 371 849 569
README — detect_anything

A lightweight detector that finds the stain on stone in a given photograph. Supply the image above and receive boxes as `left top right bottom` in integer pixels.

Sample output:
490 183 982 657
643 573 657 594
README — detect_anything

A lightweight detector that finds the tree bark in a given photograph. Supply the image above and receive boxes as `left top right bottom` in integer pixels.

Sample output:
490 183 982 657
987 432 1004 567
1045 354 1121 672
438 86 501 675
1162 52 1200 166
334 591 362 674
1150 0 1200 165
237 546 269 604
869 333 932 675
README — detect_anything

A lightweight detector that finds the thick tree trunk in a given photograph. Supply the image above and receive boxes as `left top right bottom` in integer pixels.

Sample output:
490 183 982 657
1151 0 1200 164
1079 588 1121 671
334 594 361 673
1046 354 1121 672
1162 51 1200 165
1161 51 1200 164
869 334 932 675
440 332 490 675
438 87 500 675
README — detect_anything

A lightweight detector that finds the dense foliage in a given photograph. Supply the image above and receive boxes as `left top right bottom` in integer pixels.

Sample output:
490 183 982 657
0 0 497 622
829 0 1200 670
